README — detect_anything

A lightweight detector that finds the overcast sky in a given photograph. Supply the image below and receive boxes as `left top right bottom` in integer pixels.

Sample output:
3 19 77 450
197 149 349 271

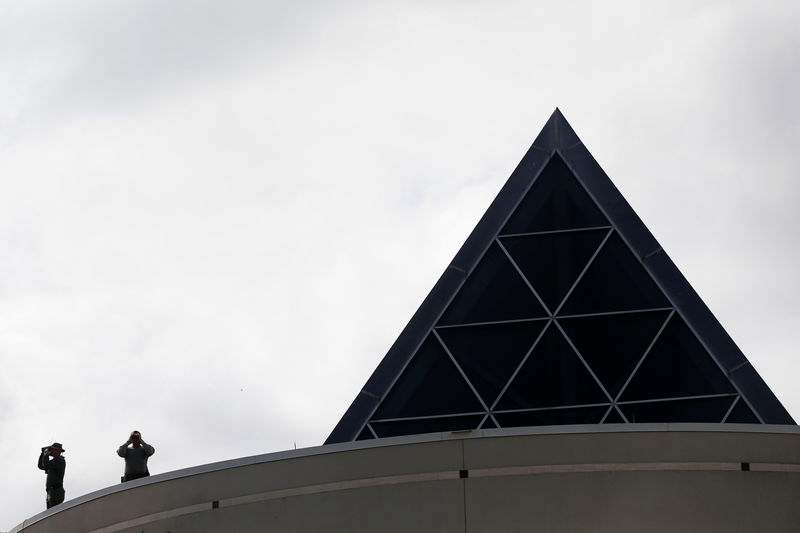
1 0 799 528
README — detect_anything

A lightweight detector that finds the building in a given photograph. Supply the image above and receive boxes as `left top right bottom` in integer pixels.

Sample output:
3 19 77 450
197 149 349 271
326 108 793 443
11 110 798 533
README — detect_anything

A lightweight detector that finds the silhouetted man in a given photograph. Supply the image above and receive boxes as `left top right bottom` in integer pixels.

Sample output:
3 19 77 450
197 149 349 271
38 442 66 509
117 430 155 482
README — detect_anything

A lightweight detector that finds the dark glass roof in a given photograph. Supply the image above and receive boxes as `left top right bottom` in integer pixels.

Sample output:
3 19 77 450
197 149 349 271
326 109 794 444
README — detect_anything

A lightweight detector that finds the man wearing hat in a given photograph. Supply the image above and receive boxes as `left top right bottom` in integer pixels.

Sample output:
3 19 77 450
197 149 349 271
37 442 66 509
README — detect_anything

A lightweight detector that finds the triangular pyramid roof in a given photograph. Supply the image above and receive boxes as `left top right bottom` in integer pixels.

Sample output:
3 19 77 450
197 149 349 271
326 109 795 444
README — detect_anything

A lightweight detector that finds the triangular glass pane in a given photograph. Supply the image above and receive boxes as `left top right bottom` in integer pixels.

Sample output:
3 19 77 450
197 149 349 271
437 320 547 407
494 406 608 428
356 427 374 440
620 315 735 401
438 242 547 326
370 415 485 438
559 232 669 315
372 334 483 419
602 407 625 423
558 310 671 398
500 229 607 312
495 324 608 410
501 154 608 234
619 396 735 423
725 399 761 423
479 417 499 429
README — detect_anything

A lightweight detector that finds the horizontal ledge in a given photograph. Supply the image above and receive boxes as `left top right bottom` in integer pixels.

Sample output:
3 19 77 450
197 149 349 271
18 424 800 533
470 462 742 477
370 413 486 423
434 308 676 328
617 393 737 405
87 461 800 533
498 226 612 238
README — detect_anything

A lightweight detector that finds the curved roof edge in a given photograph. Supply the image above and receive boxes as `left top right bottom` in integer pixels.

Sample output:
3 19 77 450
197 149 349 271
11 423 800 533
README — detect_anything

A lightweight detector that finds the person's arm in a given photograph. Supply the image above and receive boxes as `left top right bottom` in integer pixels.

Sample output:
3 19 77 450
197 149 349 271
141 440 155 457
117 441 130 457
38 450 49 471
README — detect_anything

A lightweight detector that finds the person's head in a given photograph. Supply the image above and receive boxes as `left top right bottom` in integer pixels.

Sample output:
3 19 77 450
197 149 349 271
130 431 142 444
46 442 65 456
